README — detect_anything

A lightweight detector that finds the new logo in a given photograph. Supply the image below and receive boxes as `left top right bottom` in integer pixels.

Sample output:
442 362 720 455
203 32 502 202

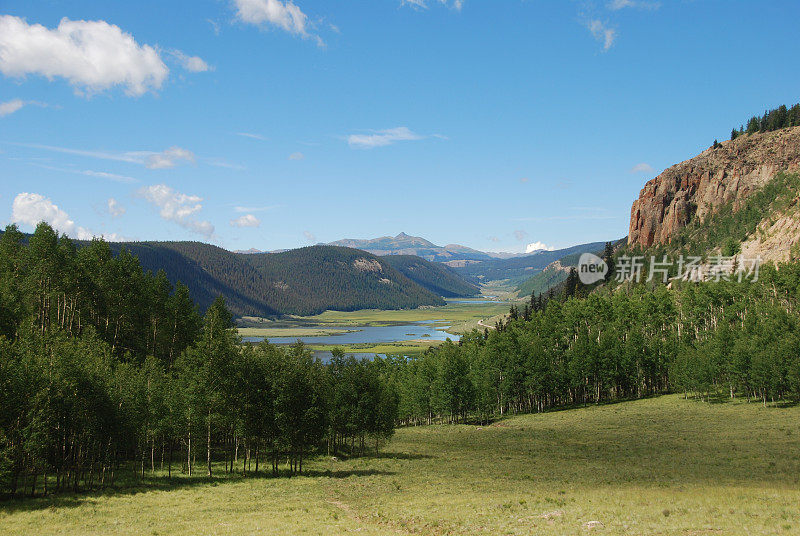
578 253 607 285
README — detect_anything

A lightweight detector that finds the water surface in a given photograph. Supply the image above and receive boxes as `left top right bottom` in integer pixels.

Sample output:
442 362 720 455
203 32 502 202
242 321 459 346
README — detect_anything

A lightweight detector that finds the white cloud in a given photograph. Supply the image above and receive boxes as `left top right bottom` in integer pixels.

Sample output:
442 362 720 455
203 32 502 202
402 0 463 10
33 164 138 183
0 99 48 117
0 15 168 96
138 184 214 238
347 127 424 149
169 50 212 73
206 158 245 170
19 143 195 170
82 170 137 183
0 99 24 117
230 214 260 228
235 132 266 141
11 192 124 241
288 151 304 160
107 198 126 217
630 162 654 174
587 20 617 51
303 230 316 242
233 0 322 45
234 205 278 213
526 241 555 253
607 0 660 10
144 146 195 169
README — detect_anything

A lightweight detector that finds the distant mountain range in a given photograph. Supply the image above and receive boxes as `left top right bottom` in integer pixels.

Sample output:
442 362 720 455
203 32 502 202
450 241 612 286
326 233 529 262
240 233 616 291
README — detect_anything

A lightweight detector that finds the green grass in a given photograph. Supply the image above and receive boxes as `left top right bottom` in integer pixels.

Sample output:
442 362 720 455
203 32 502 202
306 341 443 356
236 326 358 338
238 300 510 338
4 395 798 535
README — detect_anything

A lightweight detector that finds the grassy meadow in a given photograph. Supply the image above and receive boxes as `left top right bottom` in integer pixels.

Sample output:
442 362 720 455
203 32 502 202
2 394 798 535
237 300 510 339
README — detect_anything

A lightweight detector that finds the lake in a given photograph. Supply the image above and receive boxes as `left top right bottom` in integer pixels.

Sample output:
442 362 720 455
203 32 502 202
242 321 460 346
446 299 503 304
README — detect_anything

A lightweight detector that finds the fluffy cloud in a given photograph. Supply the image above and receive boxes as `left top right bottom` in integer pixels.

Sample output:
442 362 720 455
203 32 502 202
526 241 555 253
347 127 423 149
0 99 24 117
138 184 214 238
11 192 123 241
107 198 126 217
0 15 168 96
630 162 654 174
169 50 212 73
587 20 617 51
288 151 304 160
303 230 316 242
230 214 261 228
233 0 322 44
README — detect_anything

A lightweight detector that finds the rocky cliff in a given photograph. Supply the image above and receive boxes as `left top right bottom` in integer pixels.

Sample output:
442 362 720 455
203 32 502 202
629 127 800 248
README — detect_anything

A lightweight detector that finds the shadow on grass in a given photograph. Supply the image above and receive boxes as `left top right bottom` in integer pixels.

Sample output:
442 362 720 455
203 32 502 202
684 391 800 408
0 467 396 513
330 451 433 461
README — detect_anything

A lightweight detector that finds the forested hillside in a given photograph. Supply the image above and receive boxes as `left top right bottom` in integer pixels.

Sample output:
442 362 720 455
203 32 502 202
243 246 447 315
383 255 479 297
101 242 449 317
382 261 800 426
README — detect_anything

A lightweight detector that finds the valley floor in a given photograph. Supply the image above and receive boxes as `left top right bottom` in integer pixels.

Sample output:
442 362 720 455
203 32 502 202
2 394 798 535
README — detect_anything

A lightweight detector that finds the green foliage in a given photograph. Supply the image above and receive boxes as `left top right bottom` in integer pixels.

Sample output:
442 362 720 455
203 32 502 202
376 263 800 425
0 224 403 496
670 172 800 256
3 395 800 535
382 255 479 297
328 350 398 456
113 242 446 316
737 102 800 137
515 264 570 297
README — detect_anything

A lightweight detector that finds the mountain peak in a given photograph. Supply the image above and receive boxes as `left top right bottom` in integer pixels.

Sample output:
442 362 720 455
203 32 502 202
326 233 493 262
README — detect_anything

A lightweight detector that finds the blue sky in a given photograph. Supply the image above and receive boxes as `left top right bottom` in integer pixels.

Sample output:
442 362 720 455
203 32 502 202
1 0 799 253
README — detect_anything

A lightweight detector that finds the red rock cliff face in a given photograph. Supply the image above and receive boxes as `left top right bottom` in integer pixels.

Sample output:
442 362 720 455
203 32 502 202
629 127 800 248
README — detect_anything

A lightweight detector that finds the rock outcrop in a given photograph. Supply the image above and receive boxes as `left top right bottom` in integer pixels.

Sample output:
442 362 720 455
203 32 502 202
629 127 800 248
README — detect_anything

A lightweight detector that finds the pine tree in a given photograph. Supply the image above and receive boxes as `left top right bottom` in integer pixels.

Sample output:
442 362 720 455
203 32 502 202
602 242 615 282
